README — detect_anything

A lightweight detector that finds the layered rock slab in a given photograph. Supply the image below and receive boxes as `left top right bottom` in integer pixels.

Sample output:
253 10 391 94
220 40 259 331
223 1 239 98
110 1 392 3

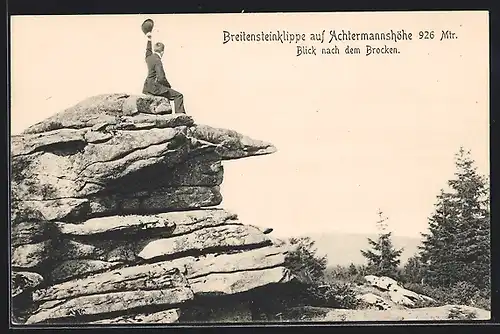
25 242 291 324
26 288 193 324
12 209 248 273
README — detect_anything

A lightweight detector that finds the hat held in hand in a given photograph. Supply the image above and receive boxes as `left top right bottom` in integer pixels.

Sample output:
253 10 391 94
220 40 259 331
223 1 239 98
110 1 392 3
141 19 154 35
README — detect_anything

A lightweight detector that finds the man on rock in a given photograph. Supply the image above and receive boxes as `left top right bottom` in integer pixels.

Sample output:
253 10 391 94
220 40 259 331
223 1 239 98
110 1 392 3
143 31 187 114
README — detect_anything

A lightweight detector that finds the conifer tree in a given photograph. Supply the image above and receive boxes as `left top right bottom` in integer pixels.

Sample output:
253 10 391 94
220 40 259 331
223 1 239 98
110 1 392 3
348 263 358 276
361 210 403 278
419 147 490 289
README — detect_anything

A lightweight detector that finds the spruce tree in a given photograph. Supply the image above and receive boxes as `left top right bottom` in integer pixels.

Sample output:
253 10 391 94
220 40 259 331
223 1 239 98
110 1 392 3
348 263 358 276
419 147 490 289
361 210 403 278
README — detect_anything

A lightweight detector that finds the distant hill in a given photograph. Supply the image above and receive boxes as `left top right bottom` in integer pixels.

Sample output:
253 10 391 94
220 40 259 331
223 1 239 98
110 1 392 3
305 232 423 267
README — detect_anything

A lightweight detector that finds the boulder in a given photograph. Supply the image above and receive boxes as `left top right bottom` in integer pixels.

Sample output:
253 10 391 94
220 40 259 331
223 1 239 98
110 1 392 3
356 293 391 310
364 275 435 307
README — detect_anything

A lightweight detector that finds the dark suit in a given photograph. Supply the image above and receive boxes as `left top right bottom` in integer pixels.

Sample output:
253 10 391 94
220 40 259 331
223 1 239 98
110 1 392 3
142 40 186 114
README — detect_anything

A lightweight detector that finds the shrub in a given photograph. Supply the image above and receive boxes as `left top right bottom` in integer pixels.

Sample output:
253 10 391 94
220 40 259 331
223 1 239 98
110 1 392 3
410 298 440 309
290 281 359 310
471 289 491 311
448 281 480 305
402 281 491 311
318 281 360 309
352 274 367 286
282 238 360 310
284 237 327 284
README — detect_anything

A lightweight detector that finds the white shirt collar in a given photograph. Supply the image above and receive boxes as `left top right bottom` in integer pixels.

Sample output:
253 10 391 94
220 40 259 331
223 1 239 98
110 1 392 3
154 52 162 59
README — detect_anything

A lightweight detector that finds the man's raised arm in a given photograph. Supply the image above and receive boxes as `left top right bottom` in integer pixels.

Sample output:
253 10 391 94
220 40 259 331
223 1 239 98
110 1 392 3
145 32 152 58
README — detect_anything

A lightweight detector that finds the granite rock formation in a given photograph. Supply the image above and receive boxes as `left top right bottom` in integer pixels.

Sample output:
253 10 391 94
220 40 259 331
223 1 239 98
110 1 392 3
11 93 292 324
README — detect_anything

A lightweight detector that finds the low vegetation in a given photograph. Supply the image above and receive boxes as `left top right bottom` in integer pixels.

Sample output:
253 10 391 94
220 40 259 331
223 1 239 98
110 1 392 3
323 263 490 311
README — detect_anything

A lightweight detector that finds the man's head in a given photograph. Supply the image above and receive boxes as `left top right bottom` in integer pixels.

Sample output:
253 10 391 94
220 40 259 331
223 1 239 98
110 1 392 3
154 42 165 57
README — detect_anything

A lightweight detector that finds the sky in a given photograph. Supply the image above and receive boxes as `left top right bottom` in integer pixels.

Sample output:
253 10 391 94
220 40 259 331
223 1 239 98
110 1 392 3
10 12 489 239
